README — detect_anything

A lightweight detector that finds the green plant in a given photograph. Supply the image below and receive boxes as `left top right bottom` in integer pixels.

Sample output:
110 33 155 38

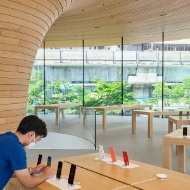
27 69 44 113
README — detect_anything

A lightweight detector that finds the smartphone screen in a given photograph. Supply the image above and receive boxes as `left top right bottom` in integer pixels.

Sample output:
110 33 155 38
56 161 63 179
122 151 129 165
68 164 76 185
37 154 42 165
47 156 52 166
179 111 182 116
187 111 189 116
109 147 116 162
183 127 187 136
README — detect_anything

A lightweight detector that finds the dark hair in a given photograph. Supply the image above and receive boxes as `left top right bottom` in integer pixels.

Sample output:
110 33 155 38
16 115 47 138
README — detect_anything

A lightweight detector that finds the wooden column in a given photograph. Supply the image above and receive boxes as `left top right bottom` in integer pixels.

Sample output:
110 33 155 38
0 0 70 133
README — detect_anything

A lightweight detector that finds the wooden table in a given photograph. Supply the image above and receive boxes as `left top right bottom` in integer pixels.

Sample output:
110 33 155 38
6 153 190 190
83 104 152 129
168 116 190 133
132 110 189 138
5 158 136 190
163 129 190 173
64 153 190 190
34 103 82 125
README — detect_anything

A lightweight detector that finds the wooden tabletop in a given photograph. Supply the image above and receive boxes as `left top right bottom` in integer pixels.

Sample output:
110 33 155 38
64 153 190 190
35 103 82 109
163 129 190 145
168 116 190 124
84 104 152 111
6 157 135 190
7 153 190 190
132 109 190 115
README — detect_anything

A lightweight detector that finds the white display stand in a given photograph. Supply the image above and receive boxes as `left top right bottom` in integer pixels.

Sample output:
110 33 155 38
95 156 139 169
46 176 81 190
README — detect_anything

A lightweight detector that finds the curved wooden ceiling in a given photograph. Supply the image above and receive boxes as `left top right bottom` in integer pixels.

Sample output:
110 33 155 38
44 0 190 47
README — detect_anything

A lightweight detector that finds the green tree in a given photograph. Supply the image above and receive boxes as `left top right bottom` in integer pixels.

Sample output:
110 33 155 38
27 69 44 113
84 78 137 106
153 82 171 97
182 77 190 104
64 84 83 103
45 79 65 104
182 77 190 89
170 84 184 103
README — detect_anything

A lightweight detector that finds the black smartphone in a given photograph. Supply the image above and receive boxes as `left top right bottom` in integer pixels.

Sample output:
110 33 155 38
187 111 189 116
47 156 52 166
68 164 76 185
37 154 42 165
56 161 63 179
179 111 182 116
183 127 187 136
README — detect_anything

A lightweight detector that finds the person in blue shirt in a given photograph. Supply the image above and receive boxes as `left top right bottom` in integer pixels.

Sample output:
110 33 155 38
0 115 55 189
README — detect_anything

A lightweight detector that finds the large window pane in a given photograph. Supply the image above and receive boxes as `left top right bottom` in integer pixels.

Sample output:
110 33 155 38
29 45 96 149
163 34 190 110
83 43 126 115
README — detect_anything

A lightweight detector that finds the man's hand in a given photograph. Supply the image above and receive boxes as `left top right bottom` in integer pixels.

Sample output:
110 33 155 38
43 166 55 180
32 164 46 174
15 166 55 189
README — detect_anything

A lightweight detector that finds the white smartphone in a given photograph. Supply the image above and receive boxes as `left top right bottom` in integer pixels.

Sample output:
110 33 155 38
99 145 105 158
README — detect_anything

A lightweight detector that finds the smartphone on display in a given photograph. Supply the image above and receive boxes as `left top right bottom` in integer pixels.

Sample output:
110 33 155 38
183 127 187 136
109 147 116 162
187 111 189 116
47 156 52 166
122 151 129 166
99 145 105 158
179 111 182 116
68 164 76 185
56 161 63 179
37 154 42 165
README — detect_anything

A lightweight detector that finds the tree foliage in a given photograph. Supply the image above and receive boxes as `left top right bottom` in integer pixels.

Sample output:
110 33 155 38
27 71 137 113
84 78 137 106
28 69 190 113
151 77 190 105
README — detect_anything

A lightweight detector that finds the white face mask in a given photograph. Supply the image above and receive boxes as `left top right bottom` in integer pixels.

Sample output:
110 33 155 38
24 134 36 150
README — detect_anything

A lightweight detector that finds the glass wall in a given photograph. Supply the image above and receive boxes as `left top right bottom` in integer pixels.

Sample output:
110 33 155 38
28 49 45 113
28 35 190 148
83 42 125 115
124 35 162 108
30 45 96 149
29 38 190 112
162 33 190 110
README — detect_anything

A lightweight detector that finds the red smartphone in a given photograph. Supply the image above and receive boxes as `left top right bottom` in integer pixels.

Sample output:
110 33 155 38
109 147 116 162
122 151 129 165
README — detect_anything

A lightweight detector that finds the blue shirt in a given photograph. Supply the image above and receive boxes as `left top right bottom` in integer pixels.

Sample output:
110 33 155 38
0 132 27 189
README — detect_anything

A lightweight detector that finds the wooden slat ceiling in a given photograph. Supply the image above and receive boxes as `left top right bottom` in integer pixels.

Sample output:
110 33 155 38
43 0 190 47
